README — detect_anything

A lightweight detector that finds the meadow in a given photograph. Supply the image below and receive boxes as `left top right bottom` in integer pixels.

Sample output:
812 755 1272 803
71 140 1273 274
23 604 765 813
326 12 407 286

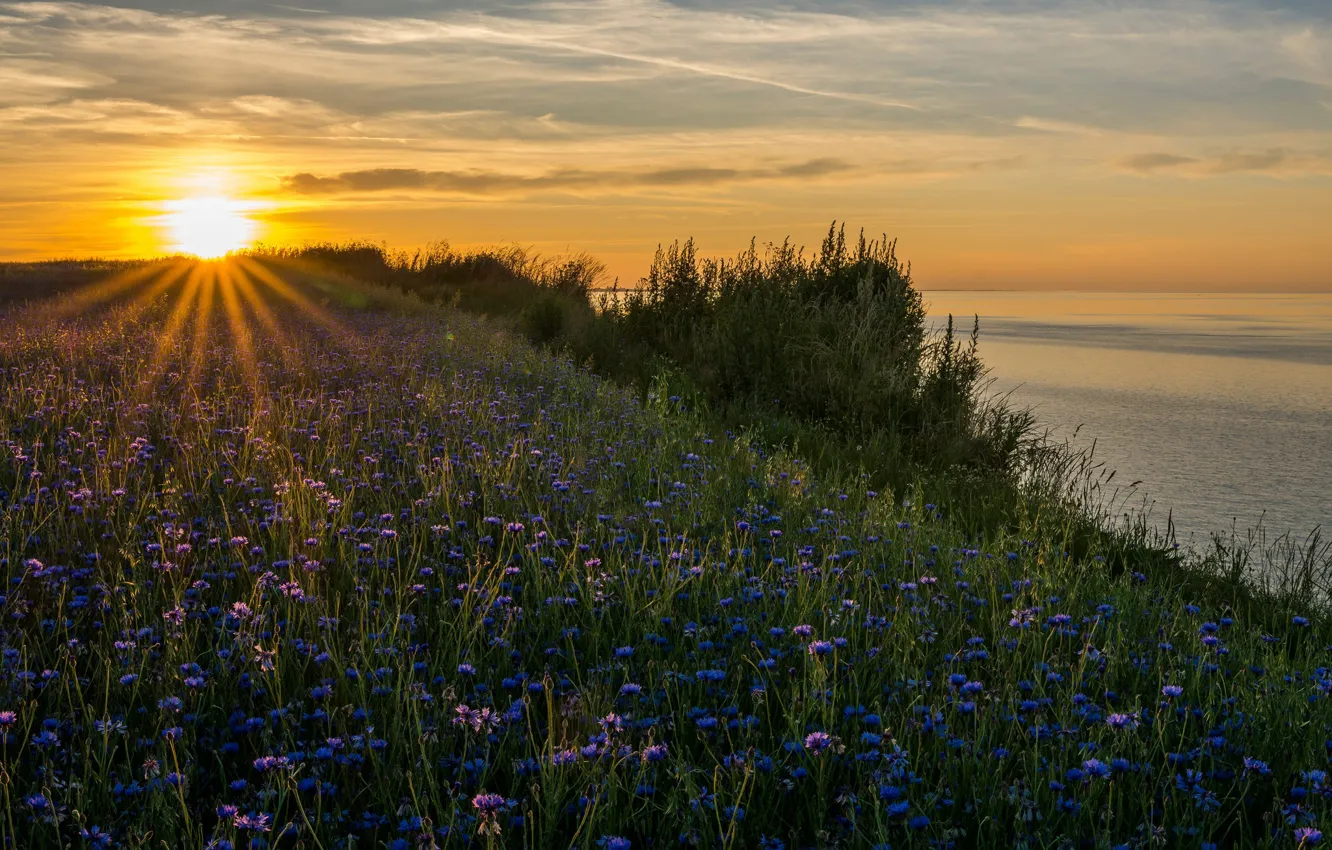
1 250 1331 849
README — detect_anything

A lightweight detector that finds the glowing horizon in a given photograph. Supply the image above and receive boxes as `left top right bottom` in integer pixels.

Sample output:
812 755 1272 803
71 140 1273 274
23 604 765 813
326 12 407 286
1 0 1330 290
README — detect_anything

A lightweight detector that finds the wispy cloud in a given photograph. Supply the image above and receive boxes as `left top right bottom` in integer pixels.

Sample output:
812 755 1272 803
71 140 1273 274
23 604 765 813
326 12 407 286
1115 148 1332 175
6 0 1331 141
1118 153 1202 173
1212 150 1290 173
281 158 854 195
1014 116 1105 136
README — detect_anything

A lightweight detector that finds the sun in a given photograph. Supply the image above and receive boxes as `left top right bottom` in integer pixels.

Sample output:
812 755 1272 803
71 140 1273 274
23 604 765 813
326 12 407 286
163 195 258 259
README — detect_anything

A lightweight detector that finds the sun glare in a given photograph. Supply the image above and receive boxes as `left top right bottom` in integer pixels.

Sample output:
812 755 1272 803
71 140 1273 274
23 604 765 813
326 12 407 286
163 195 258 259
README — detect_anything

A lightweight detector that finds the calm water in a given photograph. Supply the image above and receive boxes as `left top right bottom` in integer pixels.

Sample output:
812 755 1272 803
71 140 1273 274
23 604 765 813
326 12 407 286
924 291 1332 545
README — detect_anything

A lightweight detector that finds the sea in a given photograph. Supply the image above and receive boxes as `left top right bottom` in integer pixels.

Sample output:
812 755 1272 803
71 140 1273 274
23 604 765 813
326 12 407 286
923 291 1332 547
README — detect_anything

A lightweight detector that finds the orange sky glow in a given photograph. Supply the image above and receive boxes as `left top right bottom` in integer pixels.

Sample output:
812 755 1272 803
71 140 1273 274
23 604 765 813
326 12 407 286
1 0 1329 290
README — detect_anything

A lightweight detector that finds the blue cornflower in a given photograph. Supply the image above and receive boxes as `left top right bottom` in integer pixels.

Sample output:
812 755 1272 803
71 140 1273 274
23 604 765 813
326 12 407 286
1082 759 1111 779
642 744 668 762
31 730 59 748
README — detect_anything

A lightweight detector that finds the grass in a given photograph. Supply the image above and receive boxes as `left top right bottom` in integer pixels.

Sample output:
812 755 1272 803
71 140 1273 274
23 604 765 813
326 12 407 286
0 252 1329 849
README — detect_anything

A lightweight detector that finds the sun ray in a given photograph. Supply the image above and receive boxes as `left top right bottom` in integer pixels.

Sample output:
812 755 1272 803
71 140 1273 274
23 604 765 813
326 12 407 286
32 259 191 324
186 266 218 387
135 264 206 405
216 261 263 400
229 264 301 374
234 256 358 342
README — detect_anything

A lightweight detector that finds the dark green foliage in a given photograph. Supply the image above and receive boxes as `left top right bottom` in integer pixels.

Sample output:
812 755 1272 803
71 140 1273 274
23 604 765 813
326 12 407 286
563 224 1035 488
518 290 577 346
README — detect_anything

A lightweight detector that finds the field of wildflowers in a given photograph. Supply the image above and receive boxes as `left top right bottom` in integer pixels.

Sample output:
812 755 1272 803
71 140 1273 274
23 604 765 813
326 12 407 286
2 259 1330 849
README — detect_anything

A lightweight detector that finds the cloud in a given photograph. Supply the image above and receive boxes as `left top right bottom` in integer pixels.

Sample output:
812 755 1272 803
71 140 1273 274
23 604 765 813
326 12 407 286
1114 148 1332 176
1210 149 1288 173
0 98 224 135
9 0 1332 140
1118 153 1201 172
1014 116 1104 135
280 158 854 195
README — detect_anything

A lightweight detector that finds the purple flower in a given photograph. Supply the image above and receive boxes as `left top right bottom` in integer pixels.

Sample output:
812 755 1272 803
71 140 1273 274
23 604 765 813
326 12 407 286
804 731 834 754
1106 713 1138 731
233 812 272 832
253 755 289 772
472 792 507 814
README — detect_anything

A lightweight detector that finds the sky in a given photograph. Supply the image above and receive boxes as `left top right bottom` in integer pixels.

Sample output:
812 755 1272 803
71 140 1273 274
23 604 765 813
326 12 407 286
1 0 1330 289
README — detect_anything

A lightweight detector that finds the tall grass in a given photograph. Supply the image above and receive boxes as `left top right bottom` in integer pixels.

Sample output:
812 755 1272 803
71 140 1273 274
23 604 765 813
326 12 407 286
0 259 174 304
247 241 604 317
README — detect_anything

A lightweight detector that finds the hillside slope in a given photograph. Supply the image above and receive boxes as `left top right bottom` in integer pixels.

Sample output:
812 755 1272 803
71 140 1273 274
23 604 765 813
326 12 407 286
0 260 1327 848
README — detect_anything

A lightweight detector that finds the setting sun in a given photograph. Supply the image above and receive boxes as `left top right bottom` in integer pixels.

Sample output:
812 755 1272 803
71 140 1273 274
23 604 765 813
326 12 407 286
163 195 257 258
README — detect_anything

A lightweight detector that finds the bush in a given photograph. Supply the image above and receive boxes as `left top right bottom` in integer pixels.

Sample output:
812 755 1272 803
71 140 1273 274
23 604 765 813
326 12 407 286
564 223 1033 482
519 291 576 346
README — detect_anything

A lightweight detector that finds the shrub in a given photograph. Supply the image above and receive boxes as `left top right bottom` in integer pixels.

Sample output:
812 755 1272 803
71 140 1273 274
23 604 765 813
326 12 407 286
565 223 1033 480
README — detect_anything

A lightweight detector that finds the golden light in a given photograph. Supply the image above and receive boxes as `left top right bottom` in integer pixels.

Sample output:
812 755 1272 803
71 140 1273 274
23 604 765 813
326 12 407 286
163 195 257 259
